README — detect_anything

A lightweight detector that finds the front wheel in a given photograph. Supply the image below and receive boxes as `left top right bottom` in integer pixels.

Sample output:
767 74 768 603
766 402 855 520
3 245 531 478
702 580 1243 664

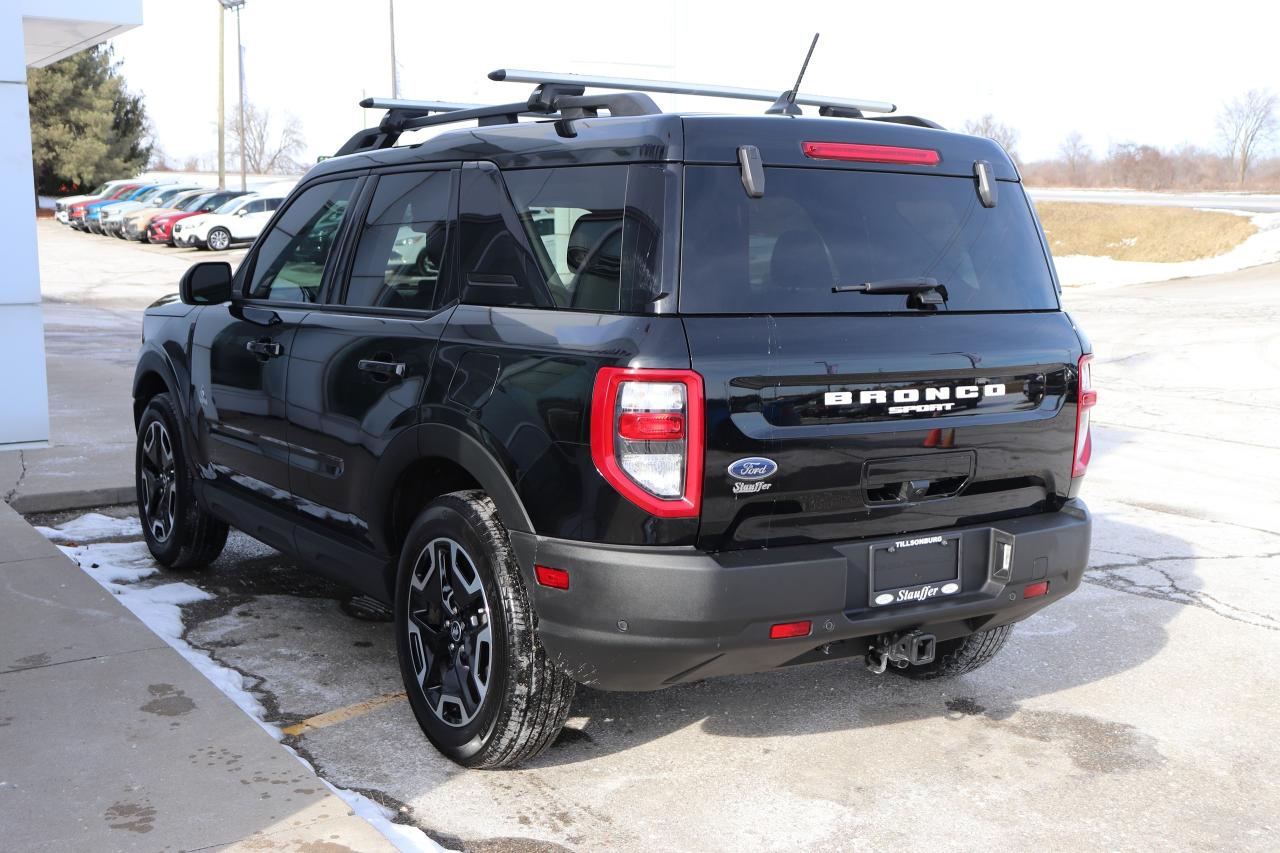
394 491 575 769
888 624 1014 680
206 227 231 251
135 393 229 569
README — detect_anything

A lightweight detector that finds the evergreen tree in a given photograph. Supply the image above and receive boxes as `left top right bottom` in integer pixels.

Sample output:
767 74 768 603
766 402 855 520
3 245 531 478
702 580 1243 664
27 46 151 194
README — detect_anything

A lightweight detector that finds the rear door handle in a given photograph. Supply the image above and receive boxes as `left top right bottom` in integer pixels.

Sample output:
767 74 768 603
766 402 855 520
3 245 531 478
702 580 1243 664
358 359 406 378
245 339 283 358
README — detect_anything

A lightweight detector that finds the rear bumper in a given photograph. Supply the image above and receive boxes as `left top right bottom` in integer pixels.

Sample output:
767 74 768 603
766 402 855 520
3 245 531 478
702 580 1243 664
513 500 1091 691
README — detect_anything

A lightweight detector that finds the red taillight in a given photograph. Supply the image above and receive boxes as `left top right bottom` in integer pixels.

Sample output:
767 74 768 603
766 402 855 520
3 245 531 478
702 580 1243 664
534 565 570 590
618 412 685 440
590 367 704 519
770 621 812 639
1072 354 1096 478
1024 581 1050 599
802 141 940 165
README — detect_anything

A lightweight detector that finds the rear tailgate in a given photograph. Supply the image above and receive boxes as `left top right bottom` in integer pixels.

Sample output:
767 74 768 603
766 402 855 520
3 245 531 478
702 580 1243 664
687 312 1081 550
679 161 1083 551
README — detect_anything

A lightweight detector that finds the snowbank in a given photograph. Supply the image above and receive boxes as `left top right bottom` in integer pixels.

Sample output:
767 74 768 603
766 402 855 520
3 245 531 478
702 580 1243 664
45 521 447 853
1054 210 1280 288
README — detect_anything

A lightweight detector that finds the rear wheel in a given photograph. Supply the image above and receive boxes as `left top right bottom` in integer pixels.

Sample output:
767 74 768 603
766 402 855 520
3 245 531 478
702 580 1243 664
888 624 1013 680
394 491 575 768
206 227 231 251
136 393 228 569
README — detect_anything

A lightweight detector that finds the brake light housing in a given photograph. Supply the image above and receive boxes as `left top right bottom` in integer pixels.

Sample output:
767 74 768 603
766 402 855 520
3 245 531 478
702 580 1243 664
1072 354 1096 478
802 141 940 166
590 367 704 518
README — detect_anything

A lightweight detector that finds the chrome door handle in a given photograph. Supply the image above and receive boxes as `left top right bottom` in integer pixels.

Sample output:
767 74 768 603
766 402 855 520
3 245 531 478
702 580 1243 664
358 359 406 378
245 339 283 358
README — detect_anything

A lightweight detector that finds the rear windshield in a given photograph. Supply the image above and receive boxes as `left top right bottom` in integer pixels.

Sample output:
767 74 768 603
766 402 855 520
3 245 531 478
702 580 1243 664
680 166 1058 314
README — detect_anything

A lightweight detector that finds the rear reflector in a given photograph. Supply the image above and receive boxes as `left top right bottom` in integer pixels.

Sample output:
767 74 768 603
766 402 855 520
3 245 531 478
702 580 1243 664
534 565 570 590
802 141 940 165
769 620 812 639
1023 581 1050 599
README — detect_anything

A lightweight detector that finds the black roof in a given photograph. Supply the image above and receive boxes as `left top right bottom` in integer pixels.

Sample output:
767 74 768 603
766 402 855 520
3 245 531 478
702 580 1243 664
308 112 1018 183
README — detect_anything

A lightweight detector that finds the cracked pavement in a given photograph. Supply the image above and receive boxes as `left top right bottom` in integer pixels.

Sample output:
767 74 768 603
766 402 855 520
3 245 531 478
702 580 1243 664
19 228 1280 850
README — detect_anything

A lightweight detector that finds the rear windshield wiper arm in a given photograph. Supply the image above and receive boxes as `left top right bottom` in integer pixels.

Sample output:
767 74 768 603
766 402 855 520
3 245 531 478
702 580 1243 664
832 277 942 295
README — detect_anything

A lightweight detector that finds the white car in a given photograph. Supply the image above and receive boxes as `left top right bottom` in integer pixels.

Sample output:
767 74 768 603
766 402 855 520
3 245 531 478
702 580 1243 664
173 193 284 250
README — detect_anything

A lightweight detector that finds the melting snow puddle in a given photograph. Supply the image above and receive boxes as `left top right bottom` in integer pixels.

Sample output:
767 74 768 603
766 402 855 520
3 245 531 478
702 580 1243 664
39 515 445 853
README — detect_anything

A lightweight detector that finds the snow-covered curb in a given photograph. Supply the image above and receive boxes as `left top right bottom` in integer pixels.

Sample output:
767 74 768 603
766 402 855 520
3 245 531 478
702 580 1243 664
44 518 446 853
1054 210 1280 289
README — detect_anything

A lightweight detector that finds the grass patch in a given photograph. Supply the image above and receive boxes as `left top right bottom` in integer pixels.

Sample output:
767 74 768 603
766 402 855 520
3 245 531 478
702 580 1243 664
1035 202 1256 262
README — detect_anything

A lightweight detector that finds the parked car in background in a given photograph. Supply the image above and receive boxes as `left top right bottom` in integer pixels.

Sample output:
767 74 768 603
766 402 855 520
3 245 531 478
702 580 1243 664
104 185 201 238
122 189 209 241
149 190 250 245
69 183 142 230
86 184 166 234
55 179 134 224
173 193 284 250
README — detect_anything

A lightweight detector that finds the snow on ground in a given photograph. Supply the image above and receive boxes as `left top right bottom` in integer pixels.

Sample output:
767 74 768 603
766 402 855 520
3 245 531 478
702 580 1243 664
1054 210 1280 288
35 512 142 542
43 520 446 853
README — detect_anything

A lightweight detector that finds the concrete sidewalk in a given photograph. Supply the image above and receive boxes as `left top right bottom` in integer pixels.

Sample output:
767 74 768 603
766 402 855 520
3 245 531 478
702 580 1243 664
0 501 396 851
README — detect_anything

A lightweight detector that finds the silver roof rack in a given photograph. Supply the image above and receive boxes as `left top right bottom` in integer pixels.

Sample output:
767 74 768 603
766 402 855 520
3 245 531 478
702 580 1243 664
489 69 896 115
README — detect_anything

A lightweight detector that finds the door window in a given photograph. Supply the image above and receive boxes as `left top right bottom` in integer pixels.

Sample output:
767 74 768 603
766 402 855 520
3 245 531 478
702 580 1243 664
345 170 454 310
246 179 357 303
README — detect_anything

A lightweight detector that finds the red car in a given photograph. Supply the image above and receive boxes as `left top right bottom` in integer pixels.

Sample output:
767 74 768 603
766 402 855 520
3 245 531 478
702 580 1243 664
147 189 248 245
69 183 141 230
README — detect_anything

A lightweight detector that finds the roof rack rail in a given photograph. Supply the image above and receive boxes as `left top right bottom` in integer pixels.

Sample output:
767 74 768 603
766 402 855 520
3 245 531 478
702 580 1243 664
489 68 896 115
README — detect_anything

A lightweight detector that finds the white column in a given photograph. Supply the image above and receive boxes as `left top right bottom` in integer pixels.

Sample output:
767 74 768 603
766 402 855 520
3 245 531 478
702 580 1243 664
0 9 49 449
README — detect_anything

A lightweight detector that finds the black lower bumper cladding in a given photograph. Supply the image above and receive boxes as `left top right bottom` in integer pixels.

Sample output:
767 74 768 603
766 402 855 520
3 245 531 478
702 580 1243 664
511 501 1091 691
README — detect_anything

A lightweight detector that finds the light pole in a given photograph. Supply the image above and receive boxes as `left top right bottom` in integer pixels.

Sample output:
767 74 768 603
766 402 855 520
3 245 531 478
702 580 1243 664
389 0 400 99
218 0 246 190
216 4 225 189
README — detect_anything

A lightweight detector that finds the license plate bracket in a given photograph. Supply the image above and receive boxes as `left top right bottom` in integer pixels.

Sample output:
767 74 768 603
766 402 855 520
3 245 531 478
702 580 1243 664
868 534 962 607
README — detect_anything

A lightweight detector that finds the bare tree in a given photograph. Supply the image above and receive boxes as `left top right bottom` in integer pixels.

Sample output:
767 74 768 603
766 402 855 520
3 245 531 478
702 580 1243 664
962 114 1020 163
1217 89 1278 187
228 101 307 175
1058 131 1092 185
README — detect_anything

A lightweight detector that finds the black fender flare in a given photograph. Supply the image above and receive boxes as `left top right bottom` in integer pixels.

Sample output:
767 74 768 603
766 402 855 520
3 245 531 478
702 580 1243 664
367 422 536 555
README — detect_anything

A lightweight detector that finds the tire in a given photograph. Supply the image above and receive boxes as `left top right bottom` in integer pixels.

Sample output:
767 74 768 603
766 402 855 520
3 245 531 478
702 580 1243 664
206 228 231 251
394 491 575 769
888 624 1014 680
135 393 229 569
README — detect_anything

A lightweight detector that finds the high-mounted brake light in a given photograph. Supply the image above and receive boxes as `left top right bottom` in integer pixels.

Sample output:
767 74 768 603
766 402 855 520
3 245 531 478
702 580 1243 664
590 367 704 518
1072 354 1096 478
802 141 940 166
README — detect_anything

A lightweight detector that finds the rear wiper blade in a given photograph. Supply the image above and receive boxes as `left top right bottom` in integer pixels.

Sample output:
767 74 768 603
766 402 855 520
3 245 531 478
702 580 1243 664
831 277 943 295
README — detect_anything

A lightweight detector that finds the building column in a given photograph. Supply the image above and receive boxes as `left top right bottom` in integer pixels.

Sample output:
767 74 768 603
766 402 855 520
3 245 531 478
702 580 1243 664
0 9 50 449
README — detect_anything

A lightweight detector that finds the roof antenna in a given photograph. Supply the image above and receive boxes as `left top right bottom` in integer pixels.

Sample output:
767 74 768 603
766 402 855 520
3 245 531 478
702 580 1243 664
766 33 819 116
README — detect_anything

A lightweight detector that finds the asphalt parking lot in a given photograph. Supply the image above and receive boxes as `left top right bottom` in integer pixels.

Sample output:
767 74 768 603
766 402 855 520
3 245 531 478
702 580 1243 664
26 222 1280 851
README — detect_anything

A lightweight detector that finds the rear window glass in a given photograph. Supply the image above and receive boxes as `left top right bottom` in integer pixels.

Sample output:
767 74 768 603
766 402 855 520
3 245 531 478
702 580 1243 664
680 167 1058 314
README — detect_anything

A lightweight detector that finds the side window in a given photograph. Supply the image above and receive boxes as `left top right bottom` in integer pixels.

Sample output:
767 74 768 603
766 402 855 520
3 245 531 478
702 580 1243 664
456 167 549 308
344 170 453 310
264 198 282 212
246 179 357 303
502 166 628 311
245 200 266 214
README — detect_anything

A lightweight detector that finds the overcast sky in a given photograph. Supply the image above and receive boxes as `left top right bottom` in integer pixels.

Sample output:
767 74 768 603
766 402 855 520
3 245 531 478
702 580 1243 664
111 0 1280 168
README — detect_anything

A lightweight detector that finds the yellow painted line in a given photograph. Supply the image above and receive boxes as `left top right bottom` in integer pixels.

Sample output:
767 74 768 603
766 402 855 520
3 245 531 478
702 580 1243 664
281 691 407 737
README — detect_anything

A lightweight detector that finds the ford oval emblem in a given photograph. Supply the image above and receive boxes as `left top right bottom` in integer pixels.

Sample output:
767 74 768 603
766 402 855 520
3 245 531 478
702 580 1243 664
728 457 777 481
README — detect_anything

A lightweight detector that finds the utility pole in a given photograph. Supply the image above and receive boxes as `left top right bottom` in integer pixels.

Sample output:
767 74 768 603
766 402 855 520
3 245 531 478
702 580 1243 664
217 5 225 189
389 0 400 99
218 1 247 190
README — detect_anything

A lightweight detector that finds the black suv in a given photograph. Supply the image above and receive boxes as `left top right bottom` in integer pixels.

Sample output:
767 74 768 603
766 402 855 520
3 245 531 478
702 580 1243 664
133 71 1094 768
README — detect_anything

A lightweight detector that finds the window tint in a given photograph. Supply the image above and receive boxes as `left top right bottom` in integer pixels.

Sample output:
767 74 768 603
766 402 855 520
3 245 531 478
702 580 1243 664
345 170 453 310
680 167 1058 314
457 167 548 309
247 179 356 303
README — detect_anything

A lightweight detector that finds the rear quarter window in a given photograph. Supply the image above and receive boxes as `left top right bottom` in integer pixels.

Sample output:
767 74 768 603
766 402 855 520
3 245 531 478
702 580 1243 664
680 166 1059 314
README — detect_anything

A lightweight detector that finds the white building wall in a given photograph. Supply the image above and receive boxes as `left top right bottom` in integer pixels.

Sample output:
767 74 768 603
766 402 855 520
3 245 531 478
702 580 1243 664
0 1 141 449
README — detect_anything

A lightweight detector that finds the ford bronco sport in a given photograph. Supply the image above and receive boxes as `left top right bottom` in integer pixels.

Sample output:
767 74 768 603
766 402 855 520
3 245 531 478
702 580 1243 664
133 69 1094 768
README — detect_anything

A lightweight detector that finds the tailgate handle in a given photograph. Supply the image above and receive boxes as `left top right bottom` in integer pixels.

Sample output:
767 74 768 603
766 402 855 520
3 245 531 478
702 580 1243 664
862 452 975 505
